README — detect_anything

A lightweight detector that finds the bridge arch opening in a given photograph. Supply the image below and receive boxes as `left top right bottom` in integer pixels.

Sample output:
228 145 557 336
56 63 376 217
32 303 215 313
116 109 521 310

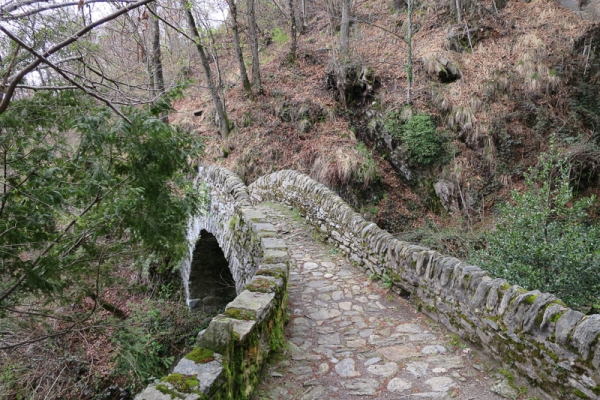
187 229 236 312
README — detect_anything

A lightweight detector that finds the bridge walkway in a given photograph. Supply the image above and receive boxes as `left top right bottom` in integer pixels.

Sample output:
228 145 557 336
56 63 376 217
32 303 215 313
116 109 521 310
252 203 516 400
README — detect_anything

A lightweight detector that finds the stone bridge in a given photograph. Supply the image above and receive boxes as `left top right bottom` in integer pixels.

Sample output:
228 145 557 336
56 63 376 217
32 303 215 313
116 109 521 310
136 165 600 400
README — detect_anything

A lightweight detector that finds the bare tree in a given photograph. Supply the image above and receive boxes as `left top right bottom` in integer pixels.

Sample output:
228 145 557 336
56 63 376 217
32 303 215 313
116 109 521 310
146 2 169 123
0 0 157 117
406 0 413 104
181 0 230 138
288 0 298 62
247 0 262 93
336 0 352 106
123 10 154 92
148 2 166 98
300 0 307 31
455 0 462 23
340 0 351 56
226 0 252 97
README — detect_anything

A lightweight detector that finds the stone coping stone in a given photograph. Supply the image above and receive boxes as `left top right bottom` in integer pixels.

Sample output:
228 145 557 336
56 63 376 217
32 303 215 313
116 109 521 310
255 263 289 281
225 290 275 321
252 222 277 238
173 358 224 395
263 249 289 264
246 275 285 294
261 237 287 250
240 208 267 222
135 383 201 400
232 319 256 342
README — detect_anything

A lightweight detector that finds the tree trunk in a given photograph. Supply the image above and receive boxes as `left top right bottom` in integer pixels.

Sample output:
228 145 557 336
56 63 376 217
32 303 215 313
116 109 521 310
406 0 412 104
226 0 252 97
455 0 462 23
181 0 230 138
148 3 167 122
124 12 154 95
301 0 307 32
288 0 297 62
340 0 351 57
337 0 351 107
247 0 262 93
149 3 165 97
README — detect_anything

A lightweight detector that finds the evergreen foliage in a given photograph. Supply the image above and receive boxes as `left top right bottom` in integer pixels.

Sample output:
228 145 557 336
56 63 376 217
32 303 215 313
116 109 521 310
472 139 600 311
384 111 446 166
0 90 204 311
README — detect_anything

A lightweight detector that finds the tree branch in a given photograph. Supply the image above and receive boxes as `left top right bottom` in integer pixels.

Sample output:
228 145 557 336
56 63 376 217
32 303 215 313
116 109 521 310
351 16 407 43
0 0 155 115
146 5 195 42
1 0 49 14
16 85 78 90
1 45 21 93
0 26 133 123
0 192 102 305
6 0 138 19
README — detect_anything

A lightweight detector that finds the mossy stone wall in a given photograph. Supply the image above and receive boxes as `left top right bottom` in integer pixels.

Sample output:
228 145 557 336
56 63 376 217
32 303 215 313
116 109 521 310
181 166 275 307
249 169 600 400
135 166 289 400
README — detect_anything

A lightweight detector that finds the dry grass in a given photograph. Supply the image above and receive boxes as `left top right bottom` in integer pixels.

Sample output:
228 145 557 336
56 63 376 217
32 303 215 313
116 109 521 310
171 0 595 230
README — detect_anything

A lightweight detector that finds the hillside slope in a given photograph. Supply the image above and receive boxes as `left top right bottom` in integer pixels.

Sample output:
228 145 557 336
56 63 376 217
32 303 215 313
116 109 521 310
175 0 600 244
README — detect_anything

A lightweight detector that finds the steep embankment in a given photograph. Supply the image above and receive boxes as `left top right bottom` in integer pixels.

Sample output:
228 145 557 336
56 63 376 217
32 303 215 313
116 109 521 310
174 0 600 237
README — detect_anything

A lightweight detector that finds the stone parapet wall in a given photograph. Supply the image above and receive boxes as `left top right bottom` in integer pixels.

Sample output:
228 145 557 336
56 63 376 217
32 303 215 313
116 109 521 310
181 165 261 302
136 166 290 400
249 169 600 400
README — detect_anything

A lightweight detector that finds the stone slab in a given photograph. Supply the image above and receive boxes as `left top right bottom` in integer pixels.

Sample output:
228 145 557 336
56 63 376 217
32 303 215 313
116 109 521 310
173 358 224 395
225 290 275 321
261 237 288 250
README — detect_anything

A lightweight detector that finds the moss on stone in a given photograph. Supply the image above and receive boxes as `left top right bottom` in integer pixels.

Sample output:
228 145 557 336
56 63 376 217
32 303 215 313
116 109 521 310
255 267 286 280
550 309 566 324
574 388 589 398
524 294 538 305
162 373 200 393
269 314 285 351
224 308 256 321
228 215 240 230
547 350 559 363
423 303 436 313
185 347 215 363
498 368 515 385
245 277 279 293
156 384 185 399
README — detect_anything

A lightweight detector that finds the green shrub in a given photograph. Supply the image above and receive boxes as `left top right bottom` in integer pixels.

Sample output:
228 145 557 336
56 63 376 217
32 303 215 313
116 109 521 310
383 109 405 139
401 114 445 165
384 110 445 166
471 138 600 312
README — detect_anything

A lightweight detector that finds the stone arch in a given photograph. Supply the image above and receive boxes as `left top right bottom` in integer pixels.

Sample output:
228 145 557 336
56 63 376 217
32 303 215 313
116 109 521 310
187 229 236 312
180 165 263 307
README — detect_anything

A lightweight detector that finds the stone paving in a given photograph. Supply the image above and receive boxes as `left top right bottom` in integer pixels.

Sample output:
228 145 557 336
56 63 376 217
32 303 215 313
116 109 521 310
252 203 529 400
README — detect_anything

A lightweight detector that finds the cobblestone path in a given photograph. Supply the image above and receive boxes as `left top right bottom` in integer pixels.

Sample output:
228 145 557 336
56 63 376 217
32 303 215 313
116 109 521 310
252 203 526 400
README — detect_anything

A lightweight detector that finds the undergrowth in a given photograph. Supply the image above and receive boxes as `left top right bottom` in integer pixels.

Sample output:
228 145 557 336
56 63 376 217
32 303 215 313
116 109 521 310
0 274 215 399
